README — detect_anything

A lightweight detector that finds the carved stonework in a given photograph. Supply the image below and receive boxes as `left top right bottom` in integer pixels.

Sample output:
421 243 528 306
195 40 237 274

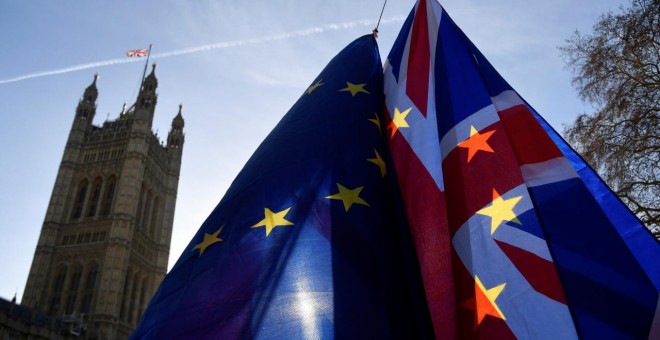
21 71 184 339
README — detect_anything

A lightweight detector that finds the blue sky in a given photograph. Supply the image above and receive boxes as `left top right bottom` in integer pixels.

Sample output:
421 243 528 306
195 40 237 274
0 0 627 302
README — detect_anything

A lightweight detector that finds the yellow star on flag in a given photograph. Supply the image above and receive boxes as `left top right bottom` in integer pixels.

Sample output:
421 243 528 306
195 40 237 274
251 207 294 236
368 112 382 135
306 80 323 94
387 107 412 138
463 275 507 328
367 149 387 178
457 126 496 162
192 226 224 256
477 189 523 234
339 82 370 96
325 183 370 212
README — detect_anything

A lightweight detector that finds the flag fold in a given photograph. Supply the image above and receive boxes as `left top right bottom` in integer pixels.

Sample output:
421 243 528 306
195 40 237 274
133 1 660 339
384 1 660 339
131 34 431 339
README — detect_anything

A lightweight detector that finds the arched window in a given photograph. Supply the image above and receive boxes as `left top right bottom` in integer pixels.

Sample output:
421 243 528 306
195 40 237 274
136 184 146 228
65 265 83 314
71 180 89 219
81 262 99 314
138 276 149 321
128 272 139 323
140 97 152 108
100 176 116 216
142 190 153 232
86 178 103 218
120 269 132 320
49 265 68 315
149 197 159 238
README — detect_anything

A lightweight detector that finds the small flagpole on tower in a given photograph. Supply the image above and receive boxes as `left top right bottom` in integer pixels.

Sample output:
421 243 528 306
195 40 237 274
139 44 153 91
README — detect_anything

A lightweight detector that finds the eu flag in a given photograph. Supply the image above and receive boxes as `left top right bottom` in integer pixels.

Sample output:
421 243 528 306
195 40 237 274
131 35 431 339
384 0 660 339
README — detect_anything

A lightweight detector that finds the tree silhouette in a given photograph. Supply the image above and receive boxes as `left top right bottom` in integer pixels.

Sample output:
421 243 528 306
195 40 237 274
561 0 659 235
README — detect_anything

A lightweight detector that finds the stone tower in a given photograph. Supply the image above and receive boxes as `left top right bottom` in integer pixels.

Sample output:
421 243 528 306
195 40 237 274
22 66 184 339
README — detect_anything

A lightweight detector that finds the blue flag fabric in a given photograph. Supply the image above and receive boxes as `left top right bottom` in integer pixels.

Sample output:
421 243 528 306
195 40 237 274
131 35 432 339
133 3 660 339
383 1 660 339
454 9 660 340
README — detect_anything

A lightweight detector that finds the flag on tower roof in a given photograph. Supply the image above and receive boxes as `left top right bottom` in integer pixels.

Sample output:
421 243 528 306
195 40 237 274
384 0 660 339
126 48 149 58
131 34 433 339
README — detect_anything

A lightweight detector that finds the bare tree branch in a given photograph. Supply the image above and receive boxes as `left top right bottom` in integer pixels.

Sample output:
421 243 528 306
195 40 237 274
561 0 660 236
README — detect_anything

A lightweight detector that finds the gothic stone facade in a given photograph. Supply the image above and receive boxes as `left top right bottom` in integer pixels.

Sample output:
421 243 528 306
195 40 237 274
21 66 184 339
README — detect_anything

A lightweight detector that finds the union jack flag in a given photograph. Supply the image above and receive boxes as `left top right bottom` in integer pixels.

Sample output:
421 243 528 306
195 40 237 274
385 0 659 339
126 48 148 58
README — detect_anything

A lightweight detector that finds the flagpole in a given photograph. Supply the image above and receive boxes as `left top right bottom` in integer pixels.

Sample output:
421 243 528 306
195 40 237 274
373 0 388 37
139 44 153 91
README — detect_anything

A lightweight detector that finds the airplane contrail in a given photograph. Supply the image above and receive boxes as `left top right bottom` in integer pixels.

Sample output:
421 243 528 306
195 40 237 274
0 17 404 85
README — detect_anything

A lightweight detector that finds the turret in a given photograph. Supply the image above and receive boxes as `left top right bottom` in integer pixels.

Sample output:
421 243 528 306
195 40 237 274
74 74 99 124
134 63 159 125
167 104 185 150
24 67 186 339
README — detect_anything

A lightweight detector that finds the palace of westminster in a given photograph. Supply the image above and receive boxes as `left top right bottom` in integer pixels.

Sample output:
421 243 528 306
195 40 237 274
0 65 185 339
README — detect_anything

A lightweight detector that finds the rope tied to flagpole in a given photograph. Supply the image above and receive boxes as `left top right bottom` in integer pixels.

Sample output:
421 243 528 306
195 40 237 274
373 0 388 38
